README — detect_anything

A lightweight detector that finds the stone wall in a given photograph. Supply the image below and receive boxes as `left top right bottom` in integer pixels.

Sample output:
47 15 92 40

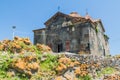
65 54 120 68
45 21 95 53
89 22 110 56
55 54 120 80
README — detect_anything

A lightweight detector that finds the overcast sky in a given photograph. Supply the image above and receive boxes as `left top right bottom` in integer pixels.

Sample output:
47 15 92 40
0 0 120 55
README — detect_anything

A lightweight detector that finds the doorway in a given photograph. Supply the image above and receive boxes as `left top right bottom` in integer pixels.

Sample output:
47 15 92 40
58 43 63 52
66 40 70 51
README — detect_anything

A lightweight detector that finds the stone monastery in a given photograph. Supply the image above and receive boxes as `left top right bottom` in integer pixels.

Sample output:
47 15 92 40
33 12 110 56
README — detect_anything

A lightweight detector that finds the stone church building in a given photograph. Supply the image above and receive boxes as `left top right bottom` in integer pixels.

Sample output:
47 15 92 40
33 12 109 56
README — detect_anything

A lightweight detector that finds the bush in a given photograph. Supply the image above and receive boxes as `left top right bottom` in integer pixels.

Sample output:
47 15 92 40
40 54 58 71
97 67 116 78
78 75 92 80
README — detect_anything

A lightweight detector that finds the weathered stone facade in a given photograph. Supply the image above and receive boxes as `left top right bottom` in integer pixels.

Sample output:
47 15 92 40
33 12 110 56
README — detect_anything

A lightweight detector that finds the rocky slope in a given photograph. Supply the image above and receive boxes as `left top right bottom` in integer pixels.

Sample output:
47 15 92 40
0 37 120 80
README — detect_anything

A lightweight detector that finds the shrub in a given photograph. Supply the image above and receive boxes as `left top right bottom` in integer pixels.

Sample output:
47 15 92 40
78 75 92 80
97 67 116 78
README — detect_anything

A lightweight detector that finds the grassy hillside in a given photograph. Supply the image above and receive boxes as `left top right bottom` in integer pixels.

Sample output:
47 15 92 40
0 37 120 80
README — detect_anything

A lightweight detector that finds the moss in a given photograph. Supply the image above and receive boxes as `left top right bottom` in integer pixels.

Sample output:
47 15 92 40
77 75 92 80
101 67 115 74
40 54 58 71
97 67 116 78
95 26 99 33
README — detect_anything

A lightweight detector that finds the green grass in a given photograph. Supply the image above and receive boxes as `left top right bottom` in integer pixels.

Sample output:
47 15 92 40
40 54 58 71
97 67 116 78
102 67 115 74
78 75 92 80
0 52 59 80
0 53 29 80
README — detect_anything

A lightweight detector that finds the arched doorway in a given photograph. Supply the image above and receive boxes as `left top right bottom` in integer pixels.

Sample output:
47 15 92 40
54 39 63 52
58 43 63 52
